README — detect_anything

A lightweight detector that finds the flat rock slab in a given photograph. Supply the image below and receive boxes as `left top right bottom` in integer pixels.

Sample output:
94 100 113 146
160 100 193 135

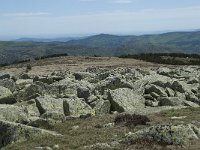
0 120 62 148
108 88 145 113
124 124 200 146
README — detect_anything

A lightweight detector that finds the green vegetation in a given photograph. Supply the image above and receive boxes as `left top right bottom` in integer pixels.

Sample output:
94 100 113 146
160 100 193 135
1 31 200 65
3 108 200 150
114 114 150 127
119 53 200 65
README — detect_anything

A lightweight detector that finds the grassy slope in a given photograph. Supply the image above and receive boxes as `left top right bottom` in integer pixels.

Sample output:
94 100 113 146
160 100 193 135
4 107 200 150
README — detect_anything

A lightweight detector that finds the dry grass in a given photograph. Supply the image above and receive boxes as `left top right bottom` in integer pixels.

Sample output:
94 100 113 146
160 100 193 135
3 108 200 150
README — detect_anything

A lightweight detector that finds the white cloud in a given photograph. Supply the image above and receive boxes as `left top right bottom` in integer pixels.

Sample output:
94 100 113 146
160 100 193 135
112 0 133 4
1 6 200 36
1 12 50 17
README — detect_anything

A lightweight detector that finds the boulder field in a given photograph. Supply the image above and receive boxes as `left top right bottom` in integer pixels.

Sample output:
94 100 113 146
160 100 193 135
0 66 199 148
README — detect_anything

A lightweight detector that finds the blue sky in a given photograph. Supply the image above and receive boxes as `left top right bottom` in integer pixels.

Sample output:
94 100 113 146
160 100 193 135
1 0 200 39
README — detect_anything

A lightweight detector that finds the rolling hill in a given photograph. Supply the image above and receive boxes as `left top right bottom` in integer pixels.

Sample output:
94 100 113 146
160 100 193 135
0 31 200 65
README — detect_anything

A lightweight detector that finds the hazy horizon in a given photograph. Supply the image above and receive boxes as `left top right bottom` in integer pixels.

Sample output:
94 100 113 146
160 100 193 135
1 29 200 41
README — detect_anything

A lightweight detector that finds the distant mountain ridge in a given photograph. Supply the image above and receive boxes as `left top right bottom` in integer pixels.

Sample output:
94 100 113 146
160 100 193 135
1 31 200 65
16 37 83 42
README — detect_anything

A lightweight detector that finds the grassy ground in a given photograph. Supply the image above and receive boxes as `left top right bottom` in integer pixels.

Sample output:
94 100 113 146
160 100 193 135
3 107 200 150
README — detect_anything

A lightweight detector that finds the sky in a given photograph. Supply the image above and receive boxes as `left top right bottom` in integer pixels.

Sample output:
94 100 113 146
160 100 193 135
1 0 200 39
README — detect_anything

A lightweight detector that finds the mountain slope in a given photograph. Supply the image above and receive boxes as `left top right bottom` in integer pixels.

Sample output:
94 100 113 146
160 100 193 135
1 31 200 65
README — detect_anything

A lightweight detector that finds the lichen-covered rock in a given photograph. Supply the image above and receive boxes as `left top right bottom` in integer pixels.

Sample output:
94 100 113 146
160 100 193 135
124 124 200 146
41 112 66 122
22 100 40 118
145 85 167 97
0 86 16 104
0 120 62 148
35 96 64 115
77 87 90 99
33 75 64 84
96 76 134 94
93 99 111 115
0 105 28 123
16 84 42 102
0 79 16 93
16 79 33 89
0 73 10 80
108 88 145 113
74 72 96 81
63 98 95 117
172 81 191 93
165 87 175 97
158 97 184 106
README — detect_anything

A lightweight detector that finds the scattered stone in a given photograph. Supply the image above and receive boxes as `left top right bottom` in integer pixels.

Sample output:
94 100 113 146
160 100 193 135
158 97 184 106
0 79 16 92
0 86 15 104
170 116 187 119
145 85 167 97
93 99 111 115
35 96 64 115
0 105 28 123
108 88 145 113
16 79 33 89
63 98 95 117
53 145 60 150
0 73 10 80
124 124 200 146
0 120 62 148
71 125 79 130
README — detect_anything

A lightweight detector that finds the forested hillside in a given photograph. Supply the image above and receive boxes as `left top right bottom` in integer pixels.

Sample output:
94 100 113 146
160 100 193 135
1 31 200 64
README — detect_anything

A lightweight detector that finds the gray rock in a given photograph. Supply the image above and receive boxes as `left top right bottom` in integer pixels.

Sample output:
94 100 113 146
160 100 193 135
74 72 95 81
150 92 160 99
52 78 93 97
157 67 172 76
0 73 10 80
187 78 199 84
158 97 184 106
183 101 199 107
77 87 90 99
16 79 33 89
172 81 191 93
19 73 32 79
16 84 42 102
28 118 56 128
33 75 63 84
145 100 159 107
0 105 28 123
165 87 175 97
0 120 62 148
63 98 95 117
144 94 154 100
96 76 134 94
93 99 111 115
35 96 64 115
0 79 16 92
108 88 145 113
145 84 167 97
0 86 16 104
185 93 200 105
22 100 40 118
87 95 98 104
41 112 66 122
124 124 200 146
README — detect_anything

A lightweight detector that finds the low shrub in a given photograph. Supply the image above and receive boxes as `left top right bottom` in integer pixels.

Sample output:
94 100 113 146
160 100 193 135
114 114 150 127
26 64 32 72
